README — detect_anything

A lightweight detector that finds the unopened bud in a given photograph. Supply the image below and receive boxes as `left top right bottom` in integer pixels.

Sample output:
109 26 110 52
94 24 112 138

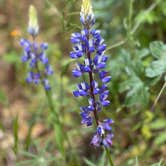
28 5 39 36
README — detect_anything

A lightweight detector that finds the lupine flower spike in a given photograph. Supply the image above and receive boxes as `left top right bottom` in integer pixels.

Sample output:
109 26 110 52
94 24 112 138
70 0 114 148
20 5 53 90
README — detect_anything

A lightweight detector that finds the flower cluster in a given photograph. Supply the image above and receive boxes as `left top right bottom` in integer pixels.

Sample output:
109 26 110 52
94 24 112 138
20 5 53 90
70 0 113 148
91 119 114 147
20 39 53 90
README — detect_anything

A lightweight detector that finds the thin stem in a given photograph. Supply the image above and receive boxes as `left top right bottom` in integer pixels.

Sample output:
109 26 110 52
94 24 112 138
128 0 134 32
31 37 67 158
32 36 60 123
44 89 60 124
105 147 114 166
106 39 127 51
151 81 166 111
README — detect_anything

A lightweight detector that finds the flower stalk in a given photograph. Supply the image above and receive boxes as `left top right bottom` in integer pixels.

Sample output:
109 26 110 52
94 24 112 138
70 0 114 151
20 4 66 157
105 146 114 166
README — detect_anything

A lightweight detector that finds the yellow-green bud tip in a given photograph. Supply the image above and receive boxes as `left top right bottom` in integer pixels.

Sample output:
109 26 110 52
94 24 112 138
81 0 93 17
28 5 39 36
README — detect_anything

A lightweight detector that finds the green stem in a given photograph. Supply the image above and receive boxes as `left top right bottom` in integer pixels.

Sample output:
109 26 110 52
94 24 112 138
128 0 134 32
31 36 67 160
105 147 114 166
45 88 66 156
106 39 127 51
45 90 60 123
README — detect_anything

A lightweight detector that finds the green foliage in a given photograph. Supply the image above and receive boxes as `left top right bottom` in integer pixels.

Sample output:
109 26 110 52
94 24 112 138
154 131 166 145
150 119 166 130
16 143 57 166
146 41 166 78
1 0 166 165
116 48 150 107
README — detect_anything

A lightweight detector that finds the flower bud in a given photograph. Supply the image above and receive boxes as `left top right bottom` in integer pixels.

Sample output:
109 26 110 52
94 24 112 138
28 5 39 36
80 0 95 26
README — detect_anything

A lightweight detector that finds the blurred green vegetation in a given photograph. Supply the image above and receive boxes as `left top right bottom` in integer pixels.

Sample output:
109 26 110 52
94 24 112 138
0 0 166 165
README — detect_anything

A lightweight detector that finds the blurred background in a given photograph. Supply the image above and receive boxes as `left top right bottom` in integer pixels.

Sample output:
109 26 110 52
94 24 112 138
0 0 166 165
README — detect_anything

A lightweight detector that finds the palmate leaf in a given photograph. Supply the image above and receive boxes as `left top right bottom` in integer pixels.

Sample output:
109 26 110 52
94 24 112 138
146 41 166 78
135 48 149 59
119 75 149 107
117 48 150 107
149 41 166 58
146 57 166 78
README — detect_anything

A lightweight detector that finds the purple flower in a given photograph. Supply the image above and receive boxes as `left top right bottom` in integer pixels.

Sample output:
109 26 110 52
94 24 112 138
91 119 114 148
80 106 93 126
20 38 53 90
70 0 113 148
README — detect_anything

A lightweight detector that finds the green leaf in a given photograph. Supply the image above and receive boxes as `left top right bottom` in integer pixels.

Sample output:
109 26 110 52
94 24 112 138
146 41 166 78
25 124 33 150
145 58 166 78
119 76 149 107
154 131 166 145
149 41 166 58
61 60 73 77
135 48 149 59
150 119 166 130
53 124 65 156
